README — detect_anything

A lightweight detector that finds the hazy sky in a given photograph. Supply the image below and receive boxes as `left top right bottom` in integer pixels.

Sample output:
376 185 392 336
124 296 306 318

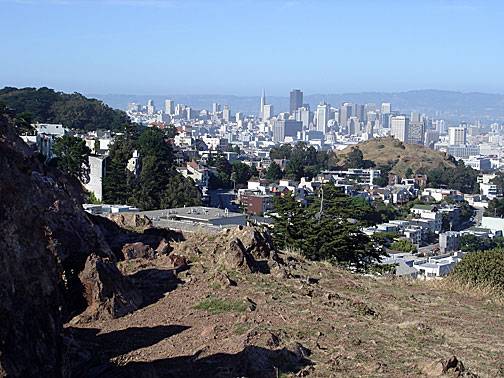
1 0 503 95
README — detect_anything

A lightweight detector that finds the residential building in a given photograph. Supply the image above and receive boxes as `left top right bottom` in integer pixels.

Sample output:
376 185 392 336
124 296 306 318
84 155 107 202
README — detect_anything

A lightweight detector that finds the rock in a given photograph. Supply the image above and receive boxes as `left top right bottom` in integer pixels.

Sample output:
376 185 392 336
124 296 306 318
156 238 171 255
106 213 152 231
222 238 259 273
421 356 477 377
0 115 115 376
121 242 156 260
215 272 237 287
168 253 189 270
72 254 142 323
200 325 216 338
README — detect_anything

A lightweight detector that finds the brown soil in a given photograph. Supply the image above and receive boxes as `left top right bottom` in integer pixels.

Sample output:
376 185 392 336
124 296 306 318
67 229 504 378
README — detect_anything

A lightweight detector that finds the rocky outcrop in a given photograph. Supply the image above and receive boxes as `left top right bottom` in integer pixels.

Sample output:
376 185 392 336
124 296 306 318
106 213 152 231
0 113 114 376
72 255 143 323
121 242 156 260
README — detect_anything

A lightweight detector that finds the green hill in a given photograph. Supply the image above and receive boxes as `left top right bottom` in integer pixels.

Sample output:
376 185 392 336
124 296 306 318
334 137 456 177
0 87 132 131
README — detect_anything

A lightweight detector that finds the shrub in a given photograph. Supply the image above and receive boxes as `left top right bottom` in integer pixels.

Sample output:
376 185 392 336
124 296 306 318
451 249 504 292
390 239 417 253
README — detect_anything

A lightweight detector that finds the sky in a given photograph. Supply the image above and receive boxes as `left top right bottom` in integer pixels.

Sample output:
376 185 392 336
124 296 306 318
1 0 504 96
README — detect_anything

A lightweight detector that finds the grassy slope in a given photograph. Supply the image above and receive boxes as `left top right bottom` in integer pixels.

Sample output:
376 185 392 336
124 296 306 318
335 137 456 176
72 231 504 377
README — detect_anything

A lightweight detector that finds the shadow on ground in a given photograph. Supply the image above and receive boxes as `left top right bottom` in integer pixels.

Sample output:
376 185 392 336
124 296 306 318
65 325 311 378
129 268 183 308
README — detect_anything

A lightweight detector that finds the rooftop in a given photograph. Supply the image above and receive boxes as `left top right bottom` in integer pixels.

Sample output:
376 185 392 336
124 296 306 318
139 206 244 222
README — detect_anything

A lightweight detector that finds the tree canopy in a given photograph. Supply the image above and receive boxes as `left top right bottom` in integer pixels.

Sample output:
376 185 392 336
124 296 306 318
0 87 132 131
52 135 91 182
103 127 201 210
272 184 383 271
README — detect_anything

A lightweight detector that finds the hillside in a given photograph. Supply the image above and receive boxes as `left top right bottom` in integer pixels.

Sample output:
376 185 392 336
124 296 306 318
72 228 503 377
0 87 132 131
334 137 456 177
1 113 503 377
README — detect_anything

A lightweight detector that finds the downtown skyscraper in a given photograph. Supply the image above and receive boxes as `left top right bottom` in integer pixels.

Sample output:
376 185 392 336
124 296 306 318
289 89 303 114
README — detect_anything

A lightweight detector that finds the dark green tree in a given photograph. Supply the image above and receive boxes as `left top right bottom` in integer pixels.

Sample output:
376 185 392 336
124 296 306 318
160 175 201 208
52 135 91 182
265 162 283 181
102 134 135 204
486 198 504 218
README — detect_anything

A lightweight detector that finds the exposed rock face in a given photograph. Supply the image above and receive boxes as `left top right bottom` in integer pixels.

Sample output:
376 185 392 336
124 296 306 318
72 255 143 323
121 242 156 260
106 213 152 231
0 114 113 376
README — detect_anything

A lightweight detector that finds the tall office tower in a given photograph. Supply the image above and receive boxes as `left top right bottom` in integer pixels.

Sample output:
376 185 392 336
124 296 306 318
186 107 193 120
339 103 352 129
212 103 220 114
347 117 361 135
433 119 447 134
367 111 378 123
147 99 155 115
175 104 185 116
424 129 440 148
263 104 274 120
260 89 266 119
353 104 365 121
390 115 410 143
289 89 303 114
408 121 425 145
164 99 174 115
273 119 302 143
235 112 244 122
410 111 421 123
381 102 392 114
316 102 329 134
223 105 231 122
448 126 467 145
297 106 313 129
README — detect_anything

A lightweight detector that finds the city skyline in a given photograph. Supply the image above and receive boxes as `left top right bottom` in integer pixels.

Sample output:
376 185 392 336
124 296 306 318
1 0 504 95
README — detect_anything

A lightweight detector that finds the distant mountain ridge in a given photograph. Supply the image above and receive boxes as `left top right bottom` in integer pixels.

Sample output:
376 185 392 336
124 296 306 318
90 89 504 123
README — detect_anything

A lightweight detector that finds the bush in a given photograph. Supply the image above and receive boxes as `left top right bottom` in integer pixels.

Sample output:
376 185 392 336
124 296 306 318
390 239 417 253
451 249 504 292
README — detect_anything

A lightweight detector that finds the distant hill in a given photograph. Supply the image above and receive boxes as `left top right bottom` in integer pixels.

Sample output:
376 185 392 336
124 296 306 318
334 137 456 177
91 89 504 122
0 87 132 131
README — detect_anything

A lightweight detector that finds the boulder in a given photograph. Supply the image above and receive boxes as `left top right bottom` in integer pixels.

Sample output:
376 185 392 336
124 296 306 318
121 242 156 260
106 213 152 231
156 238 171 255
72 254 142 323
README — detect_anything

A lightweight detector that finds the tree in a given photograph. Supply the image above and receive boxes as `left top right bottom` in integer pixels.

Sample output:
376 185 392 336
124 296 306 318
102 134 135 204
265 162 283 181
451 249 504 292
231 161 253 187
160 175 201 208
272 184 383 271
129 128 176 210
486 198 504 218
0 87 133 131
52 135 91 182
346 147 364 169
390 239 417 253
